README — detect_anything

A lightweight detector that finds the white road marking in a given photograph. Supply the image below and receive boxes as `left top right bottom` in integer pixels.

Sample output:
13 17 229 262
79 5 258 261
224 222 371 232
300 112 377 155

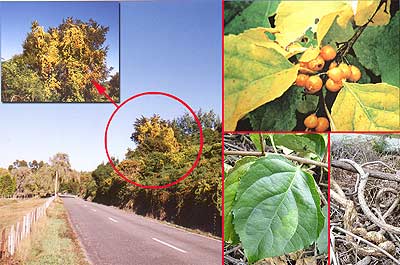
151 238 187 253
91 209 97 212
108 217 118 223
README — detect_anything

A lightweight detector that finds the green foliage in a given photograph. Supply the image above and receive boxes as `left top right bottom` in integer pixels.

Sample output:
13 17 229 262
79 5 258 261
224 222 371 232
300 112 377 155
224 1 280 35
321 17 355 48
224 2 399 131
88 110 222 235
248 87 303 131
6 155 82 197
371 135 389 154
1 18 119 102
317 205 328 254
228 156 323 263
272 134 327 160
353 11 400 87
248 87 320 131
1 55 46 101
0 170 16 196
224 157 257 243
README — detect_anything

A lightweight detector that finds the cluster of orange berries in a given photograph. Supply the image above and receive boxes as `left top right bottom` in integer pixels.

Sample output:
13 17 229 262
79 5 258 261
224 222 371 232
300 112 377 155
304 114 329 132
295 45 362 94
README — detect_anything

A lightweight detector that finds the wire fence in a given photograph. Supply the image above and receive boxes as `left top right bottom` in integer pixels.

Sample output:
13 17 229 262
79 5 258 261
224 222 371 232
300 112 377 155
0 196 55 260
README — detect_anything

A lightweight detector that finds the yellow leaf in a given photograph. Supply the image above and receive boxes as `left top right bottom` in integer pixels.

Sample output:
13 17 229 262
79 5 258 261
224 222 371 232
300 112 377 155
331 82 400 131
299 47 320 62
224 35 299 130
316 4 354 46
355 0 391 26
275 1 354 48
230 28 305 58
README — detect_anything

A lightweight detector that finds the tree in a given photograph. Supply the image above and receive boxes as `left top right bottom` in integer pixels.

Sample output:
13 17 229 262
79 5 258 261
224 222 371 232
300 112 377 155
107 72 120 100
0 172 16 197
1 55 45 102
12 166 31 195
2 18 119 102
130 115 180 153
50 153 71 193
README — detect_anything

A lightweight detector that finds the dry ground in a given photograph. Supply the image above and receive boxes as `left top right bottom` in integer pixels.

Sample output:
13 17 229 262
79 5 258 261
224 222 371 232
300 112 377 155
0 198 46 229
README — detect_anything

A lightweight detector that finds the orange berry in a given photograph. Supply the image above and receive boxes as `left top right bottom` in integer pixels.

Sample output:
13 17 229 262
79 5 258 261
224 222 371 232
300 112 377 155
349 65 361 82
325 78 343 92
327 67 344 82
320 45 337 61
308 55 325 71
305 75 323 93
338 63 351 79
304 114 318 129
298 61 315 74
315 117 330 132
295 74 309 87
329 61 338 70
300 61 308 68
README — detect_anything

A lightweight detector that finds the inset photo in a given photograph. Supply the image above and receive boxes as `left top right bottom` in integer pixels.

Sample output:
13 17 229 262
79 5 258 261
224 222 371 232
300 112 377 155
330 134 400 264
224 1 399 131
1 2 120 103
224 133 328 264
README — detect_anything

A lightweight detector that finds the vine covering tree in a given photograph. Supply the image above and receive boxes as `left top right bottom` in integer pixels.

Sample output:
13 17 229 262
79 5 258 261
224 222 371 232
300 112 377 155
1 18 119 102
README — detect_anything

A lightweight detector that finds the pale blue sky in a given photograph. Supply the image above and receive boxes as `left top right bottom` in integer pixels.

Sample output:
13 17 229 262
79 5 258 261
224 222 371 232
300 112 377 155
0 0 222 171
1 1 119 73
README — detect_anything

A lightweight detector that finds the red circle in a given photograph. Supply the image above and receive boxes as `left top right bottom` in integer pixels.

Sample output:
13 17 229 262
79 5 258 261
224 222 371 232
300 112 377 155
104 91 204 189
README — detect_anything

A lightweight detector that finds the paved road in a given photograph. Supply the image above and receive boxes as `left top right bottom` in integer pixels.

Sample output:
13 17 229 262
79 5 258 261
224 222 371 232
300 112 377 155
62 197 221 265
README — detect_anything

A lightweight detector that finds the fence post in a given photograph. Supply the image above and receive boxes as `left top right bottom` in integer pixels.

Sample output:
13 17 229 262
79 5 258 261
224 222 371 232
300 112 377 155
8 225 15 256
1 196 55 261
0 228 6 259
16 222 20 248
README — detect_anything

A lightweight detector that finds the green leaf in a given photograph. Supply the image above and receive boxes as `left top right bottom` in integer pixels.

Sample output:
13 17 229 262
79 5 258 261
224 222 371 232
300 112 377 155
317 205 328 254
275 1 353 48
224 2 252 27
331 82 400 131
296 94 319 114
321 16 355 48
224 32 299 130
249 134 262 152
353 12 400 87
225 1 280 35
272 134 326 160
247 86 303 131
247 86 319 131
344 54 371 84
224 157 258 243
232 156 323 263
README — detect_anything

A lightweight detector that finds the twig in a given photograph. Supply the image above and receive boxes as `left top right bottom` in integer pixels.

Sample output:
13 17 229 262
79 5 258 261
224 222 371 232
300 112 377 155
340 159 400 234
322 90 336 131
331 160 400 182
362 161 397 173
336 0 388 61
224 150 328 168
268 135 278 153
333 226 400 264
224 244 242 255
259 134 265 156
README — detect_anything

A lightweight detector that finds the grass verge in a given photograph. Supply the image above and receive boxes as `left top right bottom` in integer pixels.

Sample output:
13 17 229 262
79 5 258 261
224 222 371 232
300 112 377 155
11 198 89 265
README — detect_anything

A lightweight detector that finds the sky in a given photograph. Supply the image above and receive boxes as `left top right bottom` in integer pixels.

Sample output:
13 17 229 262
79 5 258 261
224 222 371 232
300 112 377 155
0 0 222 171
0 1 119 73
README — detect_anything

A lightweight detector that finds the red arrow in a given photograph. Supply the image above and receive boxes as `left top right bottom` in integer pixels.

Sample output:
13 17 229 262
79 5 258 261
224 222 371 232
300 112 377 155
91 80 119 108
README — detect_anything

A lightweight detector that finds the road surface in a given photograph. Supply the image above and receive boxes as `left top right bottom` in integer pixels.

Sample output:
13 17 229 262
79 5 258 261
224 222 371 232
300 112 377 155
62 197 221 265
